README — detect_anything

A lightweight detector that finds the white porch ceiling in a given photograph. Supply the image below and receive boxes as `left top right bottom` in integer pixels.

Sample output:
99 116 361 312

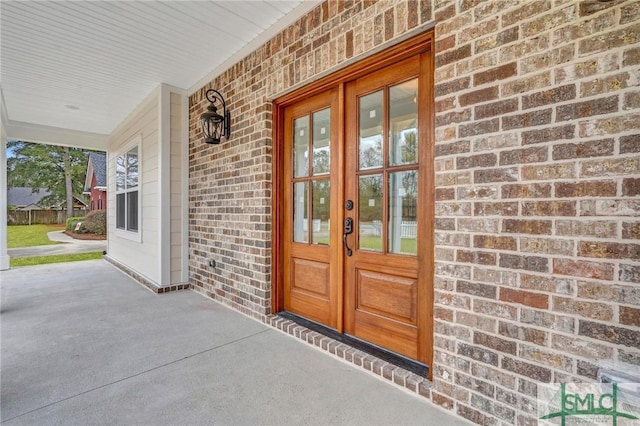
0 1 319 137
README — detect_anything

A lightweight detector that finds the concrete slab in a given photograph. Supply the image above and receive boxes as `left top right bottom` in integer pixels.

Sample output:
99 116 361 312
1 260 468 425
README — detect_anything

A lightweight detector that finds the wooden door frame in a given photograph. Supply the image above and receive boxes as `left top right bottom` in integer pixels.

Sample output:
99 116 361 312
271 29 434 365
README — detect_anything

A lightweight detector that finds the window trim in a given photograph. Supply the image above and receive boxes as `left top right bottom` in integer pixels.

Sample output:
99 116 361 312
114 135 142 243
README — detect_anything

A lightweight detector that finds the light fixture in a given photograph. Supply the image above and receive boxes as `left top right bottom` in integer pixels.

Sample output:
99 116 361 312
200 89 231 144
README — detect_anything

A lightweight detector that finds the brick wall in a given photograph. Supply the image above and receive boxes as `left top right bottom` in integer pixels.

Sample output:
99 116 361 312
431 0 639 424
189 1 640 424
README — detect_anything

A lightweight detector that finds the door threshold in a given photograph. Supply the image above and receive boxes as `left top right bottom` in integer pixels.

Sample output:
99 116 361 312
277 311 430 378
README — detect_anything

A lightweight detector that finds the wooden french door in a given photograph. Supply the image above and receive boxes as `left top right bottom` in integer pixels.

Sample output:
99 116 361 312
283 89 340 328
280 40 433 365
343 55 431 362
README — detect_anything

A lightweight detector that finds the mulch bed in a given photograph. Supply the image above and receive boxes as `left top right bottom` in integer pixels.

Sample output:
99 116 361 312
63 231 106 241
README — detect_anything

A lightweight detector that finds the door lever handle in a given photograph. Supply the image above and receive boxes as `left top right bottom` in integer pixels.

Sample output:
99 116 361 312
343 217 353 256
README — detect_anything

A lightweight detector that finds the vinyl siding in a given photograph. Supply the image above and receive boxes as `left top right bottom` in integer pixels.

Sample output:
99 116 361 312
107 89 160 284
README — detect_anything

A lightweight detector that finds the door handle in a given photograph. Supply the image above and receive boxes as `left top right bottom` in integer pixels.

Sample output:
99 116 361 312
343 217 353 256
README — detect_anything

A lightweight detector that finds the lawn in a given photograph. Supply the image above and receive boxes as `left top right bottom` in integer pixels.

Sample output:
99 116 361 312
10 252 104 267
7 224 65 248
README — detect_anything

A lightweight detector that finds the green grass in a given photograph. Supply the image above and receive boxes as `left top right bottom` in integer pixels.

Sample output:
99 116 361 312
7 224 65 248
359 236 417 254
10 252 104 267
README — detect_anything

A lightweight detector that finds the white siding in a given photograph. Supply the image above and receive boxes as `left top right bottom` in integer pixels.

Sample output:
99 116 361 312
169 92 185 284
107 89 160 284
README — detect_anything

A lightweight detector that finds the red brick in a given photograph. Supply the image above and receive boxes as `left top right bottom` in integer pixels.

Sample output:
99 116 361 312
474 167 518 183
435 140 470 157
436 44 472 67
473 62 517 86
620 306 640 327
522 163 576 180
499 254 549 273
553 296 613 321
555 181 617 198
502 1 550 26
522 85 576 109
624 46 640 67
502 219 552 235
579 320 640 348
578 241 640 260
498 322 547 346
501 357 551 383
552 139 614 160
459 86 499 107
553 258 614 280
499 146 548 166
500 288 549 309
457 280 497 299
475 27 519 54
435 109 472 127
579 24 640 55
623 222 640 239
456 153 497 169
474 202 518 216
522 124 574 145
473 235 516 251
623 178 640 196
582 73 632 98
502 109 552 130
522 201 576 216
435 77 470 97
555 220 617 238
474 99 518 119
556 96 619 122
457 250 496 266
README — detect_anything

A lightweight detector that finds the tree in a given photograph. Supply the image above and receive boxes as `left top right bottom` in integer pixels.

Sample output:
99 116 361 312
7 141 92 218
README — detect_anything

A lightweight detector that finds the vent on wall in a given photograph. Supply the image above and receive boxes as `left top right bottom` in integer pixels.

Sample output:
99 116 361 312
598 367 640 404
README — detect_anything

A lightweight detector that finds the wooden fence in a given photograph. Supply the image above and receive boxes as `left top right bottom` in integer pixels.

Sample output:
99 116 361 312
7 209 86 225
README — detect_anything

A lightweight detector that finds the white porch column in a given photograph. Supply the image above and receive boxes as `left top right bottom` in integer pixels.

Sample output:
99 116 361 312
1 118 10 270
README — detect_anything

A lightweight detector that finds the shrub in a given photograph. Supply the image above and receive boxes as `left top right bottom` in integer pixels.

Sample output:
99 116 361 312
66 216 84 232
82 210 106 235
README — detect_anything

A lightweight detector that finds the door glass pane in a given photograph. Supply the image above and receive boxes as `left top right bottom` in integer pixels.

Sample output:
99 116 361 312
293 181 309 243
293 116 309 178
389 79 418 166
312 108 330 175
312 179 330 245
127 146 139 189
359 91 383 170
389 171 417 255
358 174 383 252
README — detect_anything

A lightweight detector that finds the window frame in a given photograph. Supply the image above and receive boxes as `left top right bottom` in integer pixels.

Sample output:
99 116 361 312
114 135 142 242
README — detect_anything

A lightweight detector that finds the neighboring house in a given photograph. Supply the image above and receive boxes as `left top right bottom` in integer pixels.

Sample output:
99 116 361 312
7 187 52 210
7 187 87 211
83 152 107 211
1 2 639 425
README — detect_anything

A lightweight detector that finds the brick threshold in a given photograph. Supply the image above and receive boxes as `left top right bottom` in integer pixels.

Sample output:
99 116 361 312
266 313 432 399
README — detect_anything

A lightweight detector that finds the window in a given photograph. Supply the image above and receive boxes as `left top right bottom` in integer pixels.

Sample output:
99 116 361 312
98 199 103 210
115 141 140 238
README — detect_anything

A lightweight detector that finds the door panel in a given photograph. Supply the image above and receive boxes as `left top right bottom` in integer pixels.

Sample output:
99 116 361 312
344 55 429 362
283 90 339 329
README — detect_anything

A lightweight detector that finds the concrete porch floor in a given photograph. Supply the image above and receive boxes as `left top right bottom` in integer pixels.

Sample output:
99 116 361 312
0 260 467 425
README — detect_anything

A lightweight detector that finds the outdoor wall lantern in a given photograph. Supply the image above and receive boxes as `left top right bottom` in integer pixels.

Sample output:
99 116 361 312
200 89 231 145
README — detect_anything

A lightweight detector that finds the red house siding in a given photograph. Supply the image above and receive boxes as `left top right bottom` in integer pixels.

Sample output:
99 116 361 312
89 174 106 211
